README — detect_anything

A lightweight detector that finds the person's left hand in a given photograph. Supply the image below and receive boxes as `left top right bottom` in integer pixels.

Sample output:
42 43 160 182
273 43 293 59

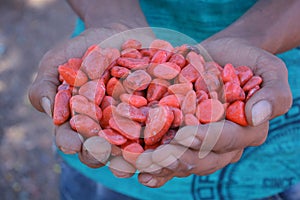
136 37 292 188
136 121 268 187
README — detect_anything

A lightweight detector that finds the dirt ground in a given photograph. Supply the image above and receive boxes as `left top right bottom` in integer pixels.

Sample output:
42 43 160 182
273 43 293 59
0 0 76 199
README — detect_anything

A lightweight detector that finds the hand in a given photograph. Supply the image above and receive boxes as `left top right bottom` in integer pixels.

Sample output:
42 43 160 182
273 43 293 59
28 26 154 168
136 37 292 188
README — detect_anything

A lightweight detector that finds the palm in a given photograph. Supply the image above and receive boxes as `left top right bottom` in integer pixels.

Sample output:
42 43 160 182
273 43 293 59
29 27 156 169
201 37 292 124
136 37 293 188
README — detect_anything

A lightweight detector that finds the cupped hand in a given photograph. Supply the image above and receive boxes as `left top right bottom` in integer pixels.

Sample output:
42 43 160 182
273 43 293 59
28 25 154 169
136 37 292 188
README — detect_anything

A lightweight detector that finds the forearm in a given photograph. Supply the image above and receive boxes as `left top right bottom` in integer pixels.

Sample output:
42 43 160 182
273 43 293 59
66 0 149 29
205 0 300 54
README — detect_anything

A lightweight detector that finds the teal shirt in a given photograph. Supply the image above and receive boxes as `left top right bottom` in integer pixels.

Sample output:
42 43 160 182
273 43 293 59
65 1 300 199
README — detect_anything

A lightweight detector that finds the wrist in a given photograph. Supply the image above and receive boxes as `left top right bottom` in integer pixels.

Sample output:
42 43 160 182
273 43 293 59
203 25 277 54
80 0 148 29
204 0 300 54
83 13 148 30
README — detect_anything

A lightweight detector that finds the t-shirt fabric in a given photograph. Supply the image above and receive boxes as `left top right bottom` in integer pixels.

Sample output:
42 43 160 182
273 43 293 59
63 1 300 199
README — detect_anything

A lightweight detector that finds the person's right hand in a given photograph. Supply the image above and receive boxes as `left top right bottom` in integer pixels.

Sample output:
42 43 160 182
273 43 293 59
28 25 154 168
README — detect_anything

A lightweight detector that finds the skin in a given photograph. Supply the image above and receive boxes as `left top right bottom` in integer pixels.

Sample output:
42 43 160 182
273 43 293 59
29 0 299 188
29 0 153 177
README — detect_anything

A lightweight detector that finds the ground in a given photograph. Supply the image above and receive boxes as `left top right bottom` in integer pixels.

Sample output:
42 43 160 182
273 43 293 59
0 0 76 199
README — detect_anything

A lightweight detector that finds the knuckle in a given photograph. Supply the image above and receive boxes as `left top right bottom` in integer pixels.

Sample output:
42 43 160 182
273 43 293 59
40 49 60 68
28 82 43 112
28 85 35 104
250 122 269 146
55 125 82 154
209 157 222 171
199 167 220 176
251 131 268 146
225 134 238 152
281 88 293 114
276 58 288 75
252 135 267 146
230 150 243 163
79 148 105 168
205 169 219 175
215 131 237 153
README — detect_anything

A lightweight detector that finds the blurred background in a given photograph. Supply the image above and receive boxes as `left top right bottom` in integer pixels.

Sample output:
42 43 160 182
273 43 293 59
0 0 76 199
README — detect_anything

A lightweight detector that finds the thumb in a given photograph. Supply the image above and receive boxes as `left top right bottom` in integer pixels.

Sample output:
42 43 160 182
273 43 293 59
28 46 69 115
245 54 292 126
28 29 98 115
28 54 60 116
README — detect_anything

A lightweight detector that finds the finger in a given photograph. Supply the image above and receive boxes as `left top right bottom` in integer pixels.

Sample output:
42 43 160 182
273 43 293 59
28 69 59 114
150 144 186 170
173 124 223 152
29 27 154 115
137 145 183 178
174 121 268 153
138 147 241 187
192 150 241 175
55 122 83 154
138 172 174 188
245 54 292 126
209 121 269 153
171 126 201 149
79 136 112 169
140 167 174 177
200 39 292 126
136 149 163 174
82 136 111 165
230 149 244 163
40 97 53 118
169 147 240 176
147 147 240 184
109 156 136 178
78 150 105 168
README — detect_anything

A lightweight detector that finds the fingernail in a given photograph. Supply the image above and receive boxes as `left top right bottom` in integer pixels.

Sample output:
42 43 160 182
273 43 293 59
146 178 157 187
252 100 272 126
141 174 153 183
60 147 76 154
144 164 162 174
41 97 52 117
